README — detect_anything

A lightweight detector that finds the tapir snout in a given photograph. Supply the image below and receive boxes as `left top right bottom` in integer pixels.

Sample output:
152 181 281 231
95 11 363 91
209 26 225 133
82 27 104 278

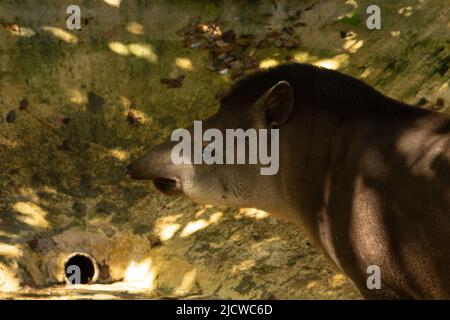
127 142 184 196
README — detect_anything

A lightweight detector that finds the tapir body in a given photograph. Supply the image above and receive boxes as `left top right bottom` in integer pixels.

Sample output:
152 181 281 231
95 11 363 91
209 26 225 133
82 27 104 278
128 63 450 299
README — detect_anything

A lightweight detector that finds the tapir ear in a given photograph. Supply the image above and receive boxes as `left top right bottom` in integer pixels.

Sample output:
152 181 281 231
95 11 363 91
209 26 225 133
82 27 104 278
257 81 294 127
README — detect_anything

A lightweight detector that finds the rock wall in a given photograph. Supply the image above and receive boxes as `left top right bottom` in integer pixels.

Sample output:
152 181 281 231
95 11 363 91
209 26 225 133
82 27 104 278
0 0 448 299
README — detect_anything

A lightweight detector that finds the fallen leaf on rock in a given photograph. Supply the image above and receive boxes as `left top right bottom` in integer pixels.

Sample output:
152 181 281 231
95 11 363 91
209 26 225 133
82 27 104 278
283 40 296 48
46 116 64 128
214 39 234 53
160 75 185 88
432 98 446 110
147 234 162 248
282 26 295 35
285 55 297 63
274 39 284 48
236 34 253 47
207 52 226 72
176 18 198 36
98 260 112 282
57 140 71 151
127 111 142 125
221 30 236 44
228 59 242 70
19 99 29 110
223 55 236 65
293 21 306 27
266 30 281 38
176 16 303 77
415 97 429 107
28 237 39 251
240 55 257 70
6 110 16 123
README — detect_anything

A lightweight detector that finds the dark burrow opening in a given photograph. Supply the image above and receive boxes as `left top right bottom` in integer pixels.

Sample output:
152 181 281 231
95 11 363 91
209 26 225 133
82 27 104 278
64 253 98 285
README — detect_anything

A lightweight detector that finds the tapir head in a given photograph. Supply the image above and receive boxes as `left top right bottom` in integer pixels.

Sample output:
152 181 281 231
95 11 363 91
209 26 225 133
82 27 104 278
127 80 294 209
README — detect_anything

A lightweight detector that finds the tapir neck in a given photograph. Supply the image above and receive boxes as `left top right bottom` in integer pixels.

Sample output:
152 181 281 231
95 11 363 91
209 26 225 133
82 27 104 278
276 97 437 251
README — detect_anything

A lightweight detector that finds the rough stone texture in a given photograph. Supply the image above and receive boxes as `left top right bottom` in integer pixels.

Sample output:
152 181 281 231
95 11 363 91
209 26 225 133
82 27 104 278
0 0 448 299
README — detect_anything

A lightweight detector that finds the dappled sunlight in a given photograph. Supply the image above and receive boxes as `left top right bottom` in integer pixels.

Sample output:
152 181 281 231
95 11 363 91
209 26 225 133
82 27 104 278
109 148 130 162
231 259 256 274
174 268 197 295
436 81 449 92
68 258 157 293
194 208 207 218
394 126 446 176
342 32 364 54
120 96 132 109
66 89 88 105
108 41 158 63
342 37 364 53
306 281 318 289
180 211 222 238
345 0 358 9
108 41 130 56
122 108 151 124
126 22 144 35
234 208 269 220
180 219 209 237
159 223 181 241
83 293 118 299
103 0 122 8
0 243 22 258
0 263 21 292
329 274 347 288
259 59 279 69
13 201 50 229
313 54 350 70
128 43 158 63
41 26 78 44
122 258 155 288
175 58 194 70
18 187 40 203
41 186 59 195
250 236 282 252
291 51 316 64
398 6 413 17
2 0 445 301
0 230 17 239
0 137 19 148
359 67 373 79
155 214 183 241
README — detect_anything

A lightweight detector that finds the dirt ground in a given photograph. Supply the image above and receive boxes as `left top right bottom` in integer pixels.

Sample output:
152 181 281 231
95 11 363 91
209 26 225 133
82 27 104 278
0 0 448 299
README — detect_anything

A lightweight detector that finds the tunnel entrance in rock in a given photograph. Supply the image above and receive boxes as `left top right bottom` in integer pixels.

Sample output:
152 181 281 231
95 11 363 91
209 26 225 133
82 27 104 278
64 253 98 285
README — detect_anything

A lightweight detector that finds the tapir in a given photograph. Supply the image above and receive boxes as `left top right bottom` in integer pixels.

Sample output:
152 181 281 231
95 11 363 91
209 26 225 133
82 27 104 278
127 63 450 299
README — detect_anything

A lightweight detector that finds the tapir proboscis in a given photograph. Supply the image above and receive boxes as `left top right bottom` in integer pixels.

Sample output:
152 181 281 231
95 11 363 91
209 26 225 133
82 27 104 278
128 63 450 299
